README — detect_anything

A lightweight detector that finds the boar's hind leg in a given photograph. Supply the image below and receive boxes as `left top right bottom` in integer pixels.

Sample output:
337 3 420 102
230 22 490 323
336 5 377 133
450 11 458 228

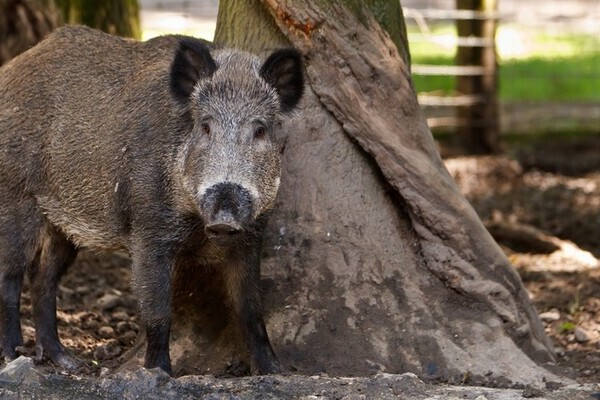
225 245 280 375
29 226 80 370
130 246 173 375
0 232 26 361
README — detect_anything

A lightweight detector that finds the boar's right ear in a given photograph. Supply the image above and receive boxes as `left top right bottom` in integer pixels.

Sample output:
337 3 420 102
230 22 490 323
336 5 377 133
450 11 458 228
260 48 304 113
170 39 217 104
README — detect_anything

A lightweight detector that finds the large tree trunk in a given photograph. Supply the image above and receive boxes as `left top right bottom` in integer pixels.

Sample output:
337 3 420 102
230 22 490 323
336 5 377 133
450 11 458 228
0 0 58 65
124 0 560 386
54 0 140 39
0 0 140 67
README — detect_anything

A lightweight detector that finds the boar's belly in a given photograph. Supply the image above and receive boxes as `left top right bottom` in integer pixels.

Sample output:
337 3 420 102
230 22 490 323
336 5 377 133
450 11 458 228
36 195 125 251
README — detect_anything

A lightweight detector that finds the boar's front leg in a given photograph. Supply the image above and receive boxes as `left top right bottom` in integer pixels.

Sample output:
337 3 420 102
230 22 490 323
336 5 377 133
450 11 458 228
130 243 173 375
0 243 25 361
0 271 24 361
225 241 280 375
29 226 80 370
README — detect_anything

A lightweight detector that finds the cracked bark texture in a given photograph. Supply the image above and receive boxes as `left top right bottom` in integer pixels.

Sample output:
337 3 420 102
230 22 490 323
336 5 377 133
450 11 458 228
130 0 559 385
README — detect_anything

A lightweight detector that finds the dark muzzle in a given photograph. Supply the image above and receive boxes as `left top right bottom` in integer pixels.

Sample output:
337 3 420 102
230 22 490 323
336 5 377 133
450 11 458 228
201 182 253 242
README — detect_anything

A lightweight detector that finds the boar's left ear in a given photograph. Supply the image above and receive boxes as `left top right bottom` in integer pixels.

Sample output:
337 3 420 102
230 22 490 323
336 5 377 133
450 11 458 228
170 39 217 104
260 48 304 113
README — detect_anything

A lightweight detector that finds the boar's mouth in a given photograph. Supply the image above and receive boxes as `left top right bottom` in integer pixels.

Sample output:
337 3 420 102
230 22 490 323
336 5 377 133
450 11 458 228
200 182 254 242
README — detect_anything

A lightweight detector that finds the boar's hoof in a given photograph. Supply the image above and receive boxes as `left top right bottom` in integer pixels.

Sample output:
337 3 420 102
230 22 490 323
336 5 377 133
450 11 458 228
204 222 243 241
35 346 86 372
251 360 282 375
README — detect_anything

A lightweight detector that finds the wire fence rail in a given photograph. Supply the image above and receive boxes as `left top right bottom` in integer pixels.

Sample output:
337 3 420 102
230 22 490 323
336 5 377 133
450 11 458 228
405 1 500 154
404 0 600 147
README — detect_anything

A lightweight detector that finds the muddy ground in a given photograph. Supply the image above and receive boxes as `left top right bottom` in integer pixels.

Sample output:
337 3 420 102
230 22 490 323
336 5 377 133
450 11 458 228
2 133 600 397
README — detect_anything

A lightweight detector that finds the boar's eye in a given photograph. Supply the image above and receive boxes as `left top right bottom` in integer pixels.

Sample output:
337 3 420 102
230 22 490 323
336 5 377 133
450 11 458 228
254 126 266 139
201 122 210 135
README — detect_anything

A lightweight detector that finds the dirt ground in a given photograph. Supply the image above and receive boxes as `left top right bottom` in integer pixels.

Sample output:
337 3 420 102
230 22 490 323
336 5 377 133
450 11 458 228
7 133 600 385
445 133 600 384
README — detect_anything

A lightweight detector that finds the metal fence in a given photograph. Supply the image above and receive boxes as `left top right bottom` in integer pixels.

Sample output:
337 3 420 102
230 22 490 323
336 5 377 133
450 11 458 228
403 0 600 140
406 2 500 153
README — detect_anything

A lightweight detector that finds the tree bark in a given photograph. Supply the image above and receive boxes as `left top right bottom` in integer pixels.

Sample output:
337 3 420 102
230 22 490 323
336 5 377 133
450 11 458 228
0 0 140 67
128 0 559 386
54 0 141 39
0 0 59 65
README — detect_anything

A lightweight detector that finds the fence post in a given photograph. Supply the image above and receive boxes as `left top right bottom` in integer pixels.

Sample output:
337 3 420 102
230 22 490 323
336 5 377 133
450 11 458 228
456 0 499 154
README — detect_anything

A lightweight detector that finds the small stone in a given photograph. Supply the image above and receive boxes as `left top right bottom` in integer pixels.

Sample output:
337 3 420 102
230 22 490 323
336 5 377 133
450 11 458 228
112 311 129 321
94 343 122 360
120 330 138 344
101 368 171 399
341 395 366 400
0 356 41 384
522 384 545 398
98 326 115 339
81 349 94 359
121 368 171 398
0 388 18 400
116 321 130 333
75 285 90 294
58 284 74 295
538 310 560 322
567 334 575 342
545 381 562 390
97 293 122 310
574 327 590 343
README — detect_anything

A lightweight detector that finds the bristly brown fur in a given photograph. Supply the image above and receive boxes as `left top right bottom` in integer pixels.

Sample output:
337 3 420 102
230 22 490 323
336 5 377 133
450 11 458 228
0 25 304 376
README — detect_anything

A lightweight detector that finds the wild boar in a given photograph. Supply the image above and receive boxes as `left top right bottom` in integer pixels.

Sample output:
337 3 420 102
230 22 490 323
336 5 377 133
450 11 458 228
0 25 304 375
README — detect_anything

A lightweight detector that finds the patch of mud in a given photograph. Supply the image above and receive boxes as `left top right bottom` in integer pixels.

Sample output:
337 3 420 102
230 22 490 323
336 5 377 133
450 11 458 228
1 359 597 399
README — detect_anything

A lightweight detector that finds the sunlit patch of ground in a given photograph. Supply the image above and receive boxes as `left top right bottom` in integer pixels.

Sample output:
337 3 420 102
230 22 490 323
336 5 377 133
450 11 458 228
445 134 600 382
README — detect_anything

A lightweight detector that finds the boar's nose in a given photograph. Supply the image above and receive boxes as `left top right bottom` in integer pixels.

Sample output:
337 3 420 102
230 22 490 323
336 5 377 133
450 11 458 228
201 182 254 241
205 212 243 239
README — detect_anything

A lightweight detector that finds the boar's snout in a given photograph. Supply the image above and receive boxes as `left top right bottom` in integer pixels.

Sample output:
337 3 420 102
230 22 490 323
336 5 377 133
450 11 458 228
205 219 242 239
201 182 254 242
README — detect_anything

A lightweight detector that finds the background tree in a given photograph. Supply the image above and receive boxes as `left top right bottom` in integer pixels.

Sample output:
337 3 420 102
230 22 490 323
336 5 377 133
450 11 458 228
148 0 560 385
456 0 500 154
0 0 58 65
54 0 140 40
0 0 139 66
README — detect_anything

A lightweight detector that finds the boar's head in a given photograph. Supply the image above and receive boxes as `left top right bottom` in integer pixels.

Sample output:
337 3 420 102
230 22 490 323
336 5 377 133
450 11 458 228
170 40 304 243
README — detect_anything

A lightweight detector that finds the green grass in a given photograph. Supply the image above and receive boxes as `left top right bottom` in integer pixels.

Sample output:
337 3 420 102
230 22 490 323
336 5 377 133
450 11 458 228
558 321 576 334
407 24 600 102
500 55 600 101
